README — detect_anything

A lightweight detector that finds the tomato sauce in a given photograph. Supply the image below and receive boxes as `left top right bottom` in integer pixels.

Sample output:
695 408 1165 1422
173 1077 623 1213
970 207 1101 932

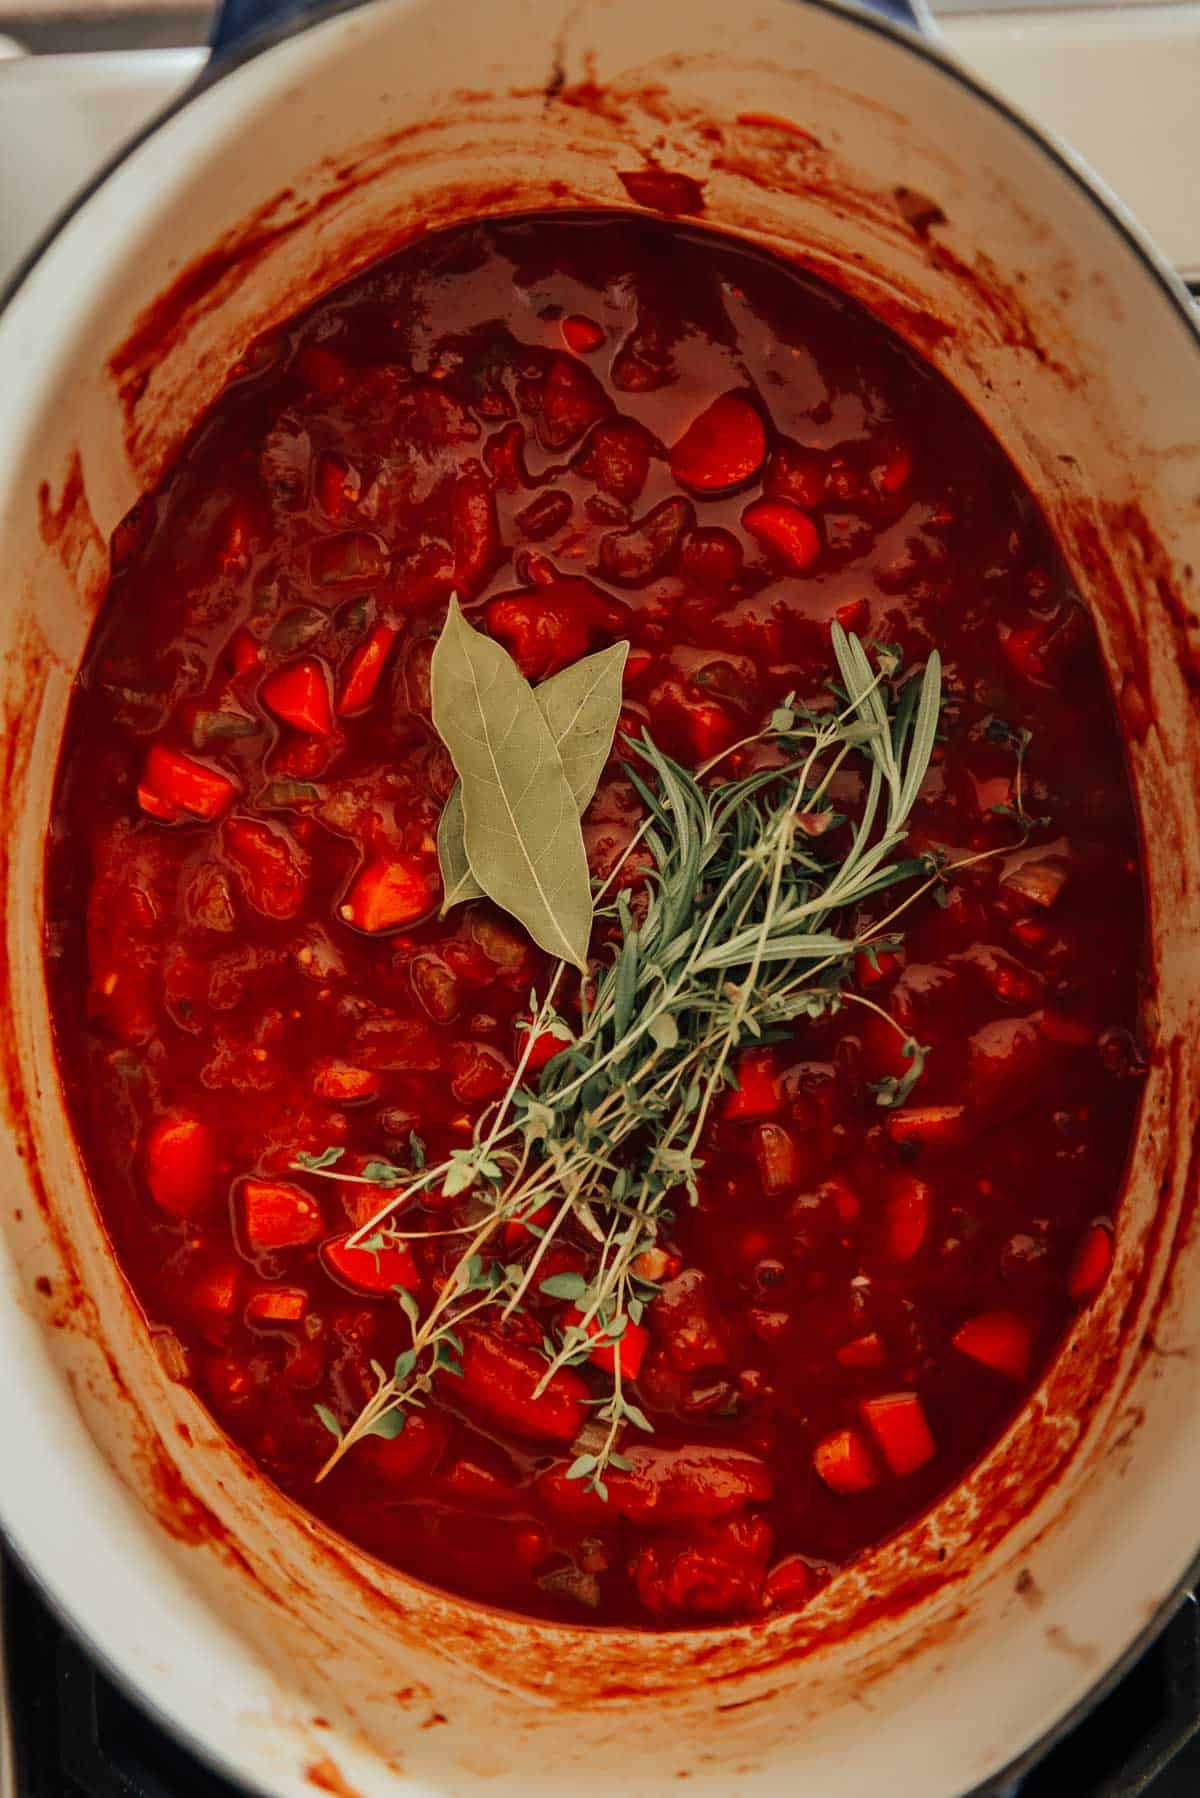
46 212 1146 1626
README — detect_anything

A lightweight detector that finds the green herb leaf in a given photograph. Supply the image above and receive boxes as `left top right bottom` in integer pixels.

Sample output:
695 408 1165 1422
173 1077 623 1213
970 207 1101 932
436 786 480 912
438 637 628 917
360 1157 408 1186
365 1410 406 1440
394 1349 417 1383
394 1286 421 1330
314 1404 343 1440
295 1147 344 1171
540 1272 587 1301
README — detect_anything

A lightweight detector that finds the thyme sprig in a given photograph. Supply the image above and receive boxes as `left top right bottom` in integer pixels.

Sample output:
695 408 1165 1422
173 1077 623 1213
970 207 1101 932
304 628 947 1486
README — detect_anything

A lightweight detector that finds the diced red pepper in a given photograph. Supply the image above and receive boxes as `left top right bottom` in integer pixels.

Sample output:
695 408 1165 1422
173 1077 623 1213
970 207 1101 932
764 1554 813 1611
813 1427 878 1494
861 1392 936 1476
837 1331 887 1370
236 1179 324 1252
742 498 821 572
855 946 901 988
311 1062 382 1104
519 1022 573 1074
504 1200 554 1251
752 1122 804 1196
836 597 871 636
336 624 397 716
1067 1222 1114 1302
260 659 333 736
683 699 739 764
565 1306 649 1380
723 1049 781 1122
670 394 766 494
138 745 237 822
245 1287 308 1327
456 1330 588 1444
1000 623 1047 684
144 1113 219 1220
322 1232 419 1295
952 1310 1035 1380
362 1408 449 1484
881 1175 932 1263
314 451 360 519
884 1105 967 1151
562 313 605 354
340 855 438 932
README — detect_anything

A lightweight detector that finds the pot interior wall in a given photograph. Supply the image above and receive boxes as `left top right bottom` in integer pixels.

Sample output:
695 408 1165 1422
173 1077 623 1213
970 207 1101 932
1 0 1199 1793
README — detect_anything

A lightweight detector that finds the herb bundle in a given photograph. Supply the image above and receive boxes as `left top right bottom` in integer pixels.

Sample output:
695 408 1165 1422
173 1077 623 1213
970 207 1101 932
301 613 953 1489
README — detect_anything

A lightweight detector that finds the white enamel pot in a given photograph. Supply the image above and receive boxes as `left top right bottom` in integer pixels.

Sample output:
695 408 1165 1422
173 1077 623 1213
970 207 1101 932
1 0 1199 1792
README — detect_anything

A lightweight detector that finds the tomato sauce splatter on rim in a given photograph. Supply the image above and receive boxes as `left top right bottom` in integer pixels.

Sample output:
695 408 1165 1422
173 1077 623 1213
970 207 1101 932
46 212 1146 1626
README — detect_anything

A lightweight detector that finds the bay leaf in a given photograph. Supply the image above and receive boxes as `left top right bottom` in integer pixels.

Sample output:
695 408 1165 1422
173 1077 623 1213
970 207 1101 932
438 638 628 914
535 640 630 812
436 786 478 911
431 600 593 970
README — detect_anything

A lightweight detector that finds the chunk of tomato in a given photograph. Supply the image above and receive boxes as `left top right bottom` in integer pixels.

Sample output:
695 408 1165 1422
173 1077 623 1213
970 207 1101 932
236 1179 324 1253
144 1113 219 1220
336 624 397 717
670 394 766 494
322 1232 419 1295
260 658 333 736
881 1174 932 1263
564 1307 649 1380
340 856 438 932
722 1049 781 1122
138 745 237 822
813 1427 878 1494
861 1392 936 1476
742 498 821 572
1067 1222 1114 1302
952 1310 1035 1380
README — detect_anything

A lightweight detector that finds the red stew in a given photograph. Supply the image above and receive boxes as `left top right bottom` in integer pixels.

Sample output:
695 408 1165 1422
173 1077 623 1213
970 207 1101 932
47 212 1146 1626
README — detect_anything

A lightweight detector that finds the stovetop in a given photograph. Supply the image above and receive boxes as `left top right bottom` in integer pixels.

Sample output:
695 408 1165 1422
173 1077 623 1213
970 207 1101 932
1 14 1199 1794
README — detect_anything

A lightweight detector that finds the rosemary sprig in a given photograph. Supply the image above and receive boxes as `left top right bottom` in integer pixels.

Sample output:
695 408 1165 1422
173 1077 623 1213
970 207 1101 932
304 630 958 1487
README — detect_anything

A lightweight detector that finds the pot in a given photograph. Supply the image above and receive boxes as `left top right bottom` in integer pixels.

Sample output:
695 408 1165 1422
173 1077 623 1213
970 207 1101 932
1 0 1199 1791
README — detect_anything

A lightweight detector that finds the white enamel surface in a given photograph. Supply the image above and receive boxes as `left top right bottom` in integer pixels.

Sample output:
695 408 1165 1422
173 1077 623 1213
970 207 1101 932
1 2 1199 1794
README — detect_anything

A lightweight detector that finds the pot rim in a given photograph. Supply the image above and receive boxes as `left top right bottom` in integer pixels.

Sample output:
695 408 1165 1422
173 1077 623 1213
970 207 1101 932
1 2 1198 1792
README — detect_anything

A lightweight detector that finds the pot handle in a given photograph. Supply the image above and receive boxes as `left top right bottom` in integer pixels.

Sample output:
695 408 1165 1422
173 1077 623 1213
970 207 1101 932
855 0 938 34
210 0 324 57
212 0 936 61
